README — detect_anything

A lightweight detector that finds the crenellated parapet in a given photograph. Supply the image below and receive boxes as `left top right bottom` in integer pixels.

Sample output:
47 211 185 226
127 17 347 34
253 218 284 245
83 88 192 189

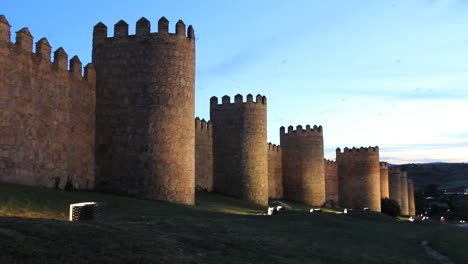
324 159 337 167
280 125 323 136
0 15 95 84
195 117 212 136
210 94 267 106
0 15 95 191
380 161 388 169
336 146 379 154
92 17 195 47
268 143 281 152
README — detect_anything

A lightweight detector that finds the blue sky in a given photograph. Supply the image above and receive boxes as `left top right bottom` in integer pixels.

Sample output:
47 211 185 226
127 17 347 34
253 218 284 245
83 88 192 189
3 0 468 164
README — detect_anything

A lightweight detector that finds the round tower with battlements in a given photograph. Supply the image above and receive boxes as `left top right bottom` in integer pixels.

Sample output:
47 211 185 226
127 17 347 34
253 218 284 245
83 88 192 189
210 94 268 205
400 172 409 215
388 167 402 207
380 162 389 198
280 125 325 206
92 17 196 204
336 147 381 212
408 178 416 215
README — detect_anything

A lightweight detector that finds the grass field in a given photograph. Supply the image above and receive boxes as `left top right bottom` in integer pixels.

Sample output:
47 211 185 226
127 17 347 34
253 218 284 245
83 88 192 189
0 182 467 263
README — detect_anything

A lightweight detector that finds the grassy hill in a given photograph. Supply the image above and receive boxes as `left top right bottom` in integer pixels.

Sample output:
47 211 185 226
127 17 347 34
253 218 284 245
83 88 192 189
397 163 468 191
0 183 467 263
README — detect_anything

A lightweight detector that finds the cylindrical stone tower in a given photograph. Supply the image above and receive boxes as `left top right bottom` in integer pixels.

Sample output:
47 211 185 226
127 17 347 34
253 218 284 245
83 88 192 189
324 159 339 204
280 125 325 206
210 94 268 205
408 178 416 215
400 172 409 215
336 147 381 212
380 162 389 198
388 167 402 207
92 17 196 204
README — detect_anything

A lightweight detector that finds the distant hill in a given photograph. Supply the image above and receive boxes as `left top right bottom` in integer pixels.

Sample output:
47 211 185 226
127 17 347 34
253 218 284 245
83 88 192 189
397 163 468 192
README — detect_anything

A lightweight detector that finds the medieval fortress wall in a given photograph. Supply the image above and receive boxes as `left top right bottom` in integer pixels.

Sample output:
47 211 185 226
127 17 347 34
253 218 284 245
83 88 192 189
0 14 417 214
380 162 389 198
324 159 338 204
0 16 95 190
195 118 213 191
268 143 283 199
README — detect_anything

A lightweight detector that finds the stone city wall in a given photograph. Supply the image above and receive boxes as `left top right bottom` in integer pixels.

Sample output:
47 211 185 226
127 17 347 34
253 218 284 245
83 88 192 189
268 143 282 199
195 118 213 191
324 159 339 204
0 15 95 190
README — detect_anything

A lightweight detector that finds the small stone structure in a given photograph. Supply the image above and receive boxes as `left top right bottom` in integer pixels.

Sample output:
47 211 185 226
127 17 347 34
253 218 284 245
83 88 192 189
400 172 409 215
268 143 283 199
380 162 389 198
0 15 95 190
336 147 381 212
388 167 402 207
195 118 213 191
92 17 196 204
210 94 268 205
280 125 325 206
324 159 338 204
408 179 416 215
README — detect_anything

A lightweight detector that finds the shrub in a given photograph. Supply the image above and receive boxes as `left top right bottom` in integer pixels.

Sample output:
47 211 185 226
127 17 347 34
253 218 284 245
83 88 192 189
381 198 401 217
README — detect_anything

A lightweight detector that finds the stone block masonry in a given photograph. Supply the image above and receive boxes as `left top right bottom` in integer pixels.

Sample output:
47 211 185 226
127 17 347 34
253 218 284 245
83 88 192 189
0 15 95 190
408 179 416 215
280 125 325 206
195 118 213 191
380 162 389 198
324 159 338 204
268 143 283 199
400 172 409 215
92 17 196 205
388 167 402 207
336 147 381 212
210 94 268 205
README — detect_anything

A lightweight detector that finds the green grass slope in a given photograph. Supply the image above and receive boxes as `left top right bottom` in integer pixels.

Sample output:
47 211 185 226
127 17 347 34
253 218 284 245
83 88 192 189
0 182 467 264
